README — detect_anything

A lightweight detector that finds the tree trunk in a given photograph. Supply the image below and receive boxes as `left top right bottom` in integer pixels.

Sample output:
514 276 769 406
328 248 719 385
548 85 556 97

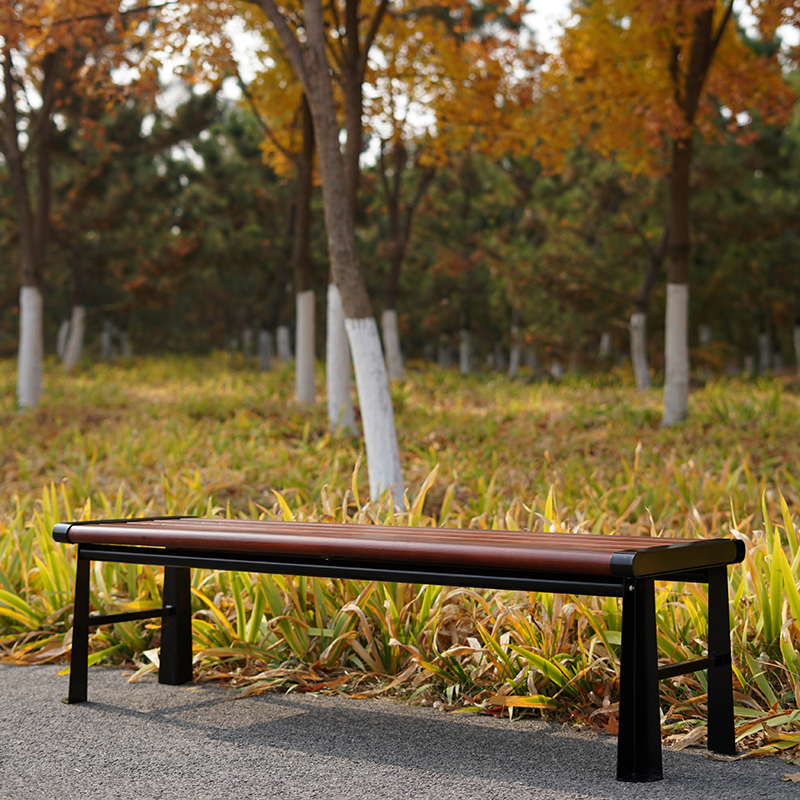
758 330 771 375
343 68 362 220
663 283 689 419
381 309 403 381
101 319 115 360
630 224 667 392
17 287 43 409
277 325 292 362
326 282 356 432
304 0 402 501
119 324 132 357
63 305 86 373
57 320 70 360
508 326 521 378
296 291 315 403
5 53 52 409
661 3 733 423
438 334 452 369
459 329 471 375
383 234 405 380
630 311 650 391
378 141 432 383
260 0 403 502
630 312 650 390
346 317 403 503
64 245 86 373
662 139 692 426
598 332 612 360
294 95 316 404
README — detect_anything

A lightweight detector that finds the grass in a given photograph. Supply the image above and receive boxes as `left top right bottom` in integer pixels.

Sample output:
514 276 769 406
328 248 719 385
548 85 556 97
1 354 799 761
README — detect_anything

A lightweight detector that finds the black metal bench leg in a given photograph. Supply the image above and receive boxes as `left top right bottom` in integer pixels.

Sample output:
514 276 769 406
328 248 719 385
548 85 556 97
617 577 662 782
706 565 736 755
159 566 193 685
66 553 90 704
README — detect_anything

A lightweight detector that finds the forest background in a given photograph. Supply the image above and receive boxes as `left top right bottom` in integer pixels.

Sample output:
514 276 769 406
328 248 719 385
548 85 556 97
2 0 799 388
2 0 800 764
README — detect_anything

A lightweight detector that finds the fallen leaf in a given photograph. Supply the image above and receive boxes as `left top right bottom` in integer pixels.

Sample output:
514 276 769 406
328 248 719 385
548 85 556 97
783 773 800 783
669 725 707 751
590 702 619 717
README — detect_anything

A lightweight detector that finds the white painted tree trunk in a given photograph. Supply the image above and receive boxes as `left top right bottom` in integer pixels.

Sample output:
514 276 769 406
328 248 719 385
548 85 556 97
459 329 471 375
277 325 292 362
758 332 771 375
794 326 800 379
120 330 131 357
599 331 612 359
629 311 650 391
438 334 451 369
662 283 689 426
345 317 404 505
326 283 356 432
381 309 404 381
101 320 114 361
56 320 70 360
698 324 712 346
258 329 274 371
295 289 316 404
17 286 43 409
63 305 86 374
508 325 520 378
551 359 563 380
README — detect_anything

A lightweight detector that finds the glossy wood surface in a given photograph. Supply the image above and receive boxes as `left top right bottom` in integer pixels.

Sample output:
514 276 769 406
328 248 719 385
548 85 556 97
58 518 743 577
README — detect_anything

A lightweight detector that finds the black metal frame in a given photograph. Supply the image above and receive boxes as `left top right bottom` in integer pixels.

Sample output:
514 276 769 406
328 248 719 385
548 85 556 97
63 540 738 783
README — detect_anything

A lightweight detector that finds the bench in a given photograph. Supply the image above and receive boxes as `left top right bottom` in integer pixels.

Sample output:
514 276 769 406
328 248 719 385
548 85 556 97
53 516 745 782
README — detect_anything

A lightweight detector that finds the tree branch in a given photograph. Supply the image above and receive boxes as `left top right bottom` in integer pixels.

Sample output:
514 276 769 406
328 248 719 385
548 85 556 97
358 0 390 81
377 138 392 201
28 49 63 149
257 0 309 94
236 68 299 168
402 165 435 245
634 224 668 311
18 1 178 30
710 0 735 59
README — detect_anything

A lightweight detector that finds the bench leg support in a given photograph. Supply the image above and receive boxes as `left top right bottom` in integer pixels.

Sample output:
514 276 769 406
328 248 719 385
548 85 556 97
617 577 662 782
65 554 91 704
706 565 736 755
159 566 193 686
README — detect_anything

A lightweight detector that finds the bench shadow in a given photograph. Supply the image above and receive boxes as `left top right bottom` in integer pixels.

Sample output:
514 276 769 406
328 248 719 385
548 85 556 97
80 682 758 798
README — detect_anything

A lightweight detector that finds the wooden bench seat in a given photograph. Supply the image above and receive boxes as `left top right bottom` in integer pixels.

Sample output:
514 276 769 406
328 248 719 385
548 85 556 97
53 516 745 783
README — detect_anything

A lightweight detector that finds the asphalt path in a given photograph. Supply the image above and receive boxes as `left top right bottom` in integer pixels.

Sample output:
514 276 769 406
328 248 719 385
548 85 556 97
0 664 796 800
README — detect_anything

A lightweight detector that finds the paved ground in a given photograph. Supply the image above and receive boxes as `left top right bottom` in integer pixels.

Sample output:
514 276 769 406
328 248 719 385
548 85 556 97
0 664 796 800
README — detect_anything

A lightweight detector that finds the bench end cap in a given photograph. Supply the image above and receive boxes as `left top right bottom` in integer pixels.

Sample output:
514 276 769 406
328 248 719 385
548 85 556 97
52 523 73 543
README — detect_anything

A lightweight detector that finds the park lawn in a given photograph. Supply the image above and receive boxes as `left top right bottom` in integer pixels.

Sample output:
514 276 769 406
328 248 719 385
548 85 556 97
0 354 799 761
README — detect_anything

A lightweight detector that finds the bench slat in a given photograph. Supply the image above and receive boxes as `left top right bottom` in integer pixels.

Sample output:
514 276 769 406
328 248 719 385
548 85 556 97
54 518 744 578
